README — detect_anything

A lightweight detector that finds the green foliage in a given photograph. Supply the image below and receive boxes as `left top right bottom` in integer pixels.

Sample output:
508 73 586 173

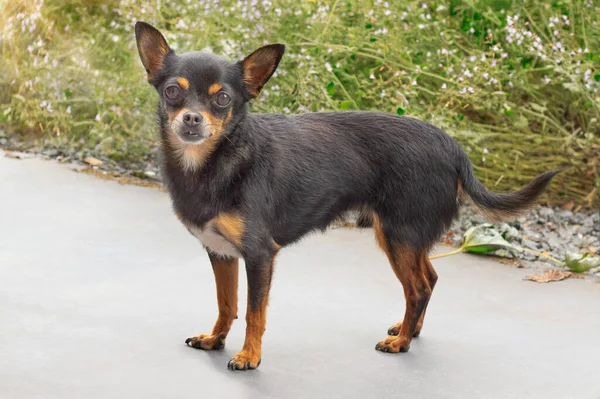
0 0 599 205
565 252 600 273
461 223 521 256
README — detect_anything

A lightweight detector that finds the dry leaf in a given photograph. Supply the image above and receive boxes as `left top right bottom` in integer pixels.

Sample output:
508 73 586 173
525 269 572 283
560 201 575 211
83 156 103 166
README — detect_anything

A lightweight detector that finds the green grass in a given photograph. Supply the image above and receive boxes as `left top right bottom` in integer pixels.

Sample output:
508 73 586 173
1 0 599 206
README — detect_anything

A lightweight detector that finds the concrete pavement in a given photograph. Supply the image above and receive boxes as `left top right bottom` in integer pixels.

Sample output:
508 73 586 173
1 152 599 399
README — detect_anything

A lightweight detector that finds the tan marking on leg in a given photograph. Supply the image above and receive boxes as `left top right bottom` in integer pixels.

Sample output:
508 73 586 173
228 254 277 370
372 213 387 252
388 252 437 337
372 221 432 353
208 83 223 95
186 256 239 350
272 239 281 251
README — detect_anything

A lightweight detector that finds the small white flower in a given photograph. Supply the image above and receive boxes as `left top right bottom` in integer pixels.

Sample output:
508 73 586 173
441 83 447 89
369 74 375 80
483 148 489 154
325 62 332 72
66 106 71 114
95 113 101 122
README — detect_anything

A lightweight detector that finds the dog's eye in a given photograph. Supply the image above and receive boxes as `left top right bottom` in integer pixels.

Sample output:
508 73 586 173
215 92 231 107
165 85 181 99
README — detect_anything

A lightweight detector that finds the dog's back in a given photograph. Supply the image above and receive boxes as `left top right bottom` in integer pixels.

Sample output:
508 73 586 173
245 111 463 249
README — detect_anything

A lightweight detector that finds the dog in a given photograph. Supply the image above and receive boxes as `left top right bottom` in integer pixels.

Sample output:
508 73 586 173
134 21 560 371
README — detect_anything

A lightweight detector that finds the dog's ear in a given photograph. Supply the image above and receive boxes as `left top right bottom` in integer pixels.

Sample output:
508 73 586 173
240 44 285 98
135 21 172 81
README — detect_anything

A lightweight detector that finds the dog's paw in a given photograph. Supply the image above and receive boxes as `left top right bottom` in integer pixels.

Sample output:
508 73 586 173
185 333 226 350
375 335 411 353
387 322 421 337
227 350 261 371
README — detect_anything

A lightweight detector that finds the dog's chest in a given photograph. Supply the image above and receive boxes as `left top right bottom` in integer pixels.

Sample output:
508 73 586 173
187 221 241 258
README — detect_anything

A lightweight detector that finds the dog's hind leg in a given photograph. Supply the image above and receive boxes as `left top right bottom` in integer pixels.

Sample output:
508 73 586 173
387 252 437 337
185 252 239 350
373 215 432 353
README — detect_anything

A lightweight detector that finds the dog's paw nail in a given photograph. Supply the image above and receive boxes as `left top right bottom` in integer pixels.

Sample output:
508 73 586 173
185 338 192 346
192 340 204 349
228 360 240 370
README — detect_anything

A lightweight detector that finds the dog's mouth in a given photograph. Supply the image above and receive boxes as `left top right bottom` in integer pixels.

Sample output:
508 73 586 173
173 125 210 144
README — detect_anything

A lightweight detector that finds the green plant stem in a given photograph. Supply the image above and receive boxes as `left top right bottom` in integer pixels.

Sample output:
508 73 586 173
429 247 465 260
429 245 565 267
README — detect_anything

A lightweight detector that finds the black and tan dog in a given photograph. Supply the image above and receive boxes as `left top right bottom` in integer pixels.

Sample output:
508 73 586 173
135 21 559 371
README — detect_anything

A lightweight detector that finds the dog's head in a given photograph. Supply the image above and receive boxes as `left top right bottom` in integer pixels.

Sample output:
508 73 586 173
135 21 284 146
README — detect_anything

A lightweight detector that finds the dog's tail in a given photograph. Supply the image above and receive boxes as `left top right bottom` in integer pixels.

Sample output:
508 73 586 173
456 150 562 221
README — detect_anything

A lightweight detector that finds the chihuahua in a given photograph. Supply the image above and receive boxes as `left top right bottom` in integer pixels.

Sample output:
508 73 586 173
135 21 559 371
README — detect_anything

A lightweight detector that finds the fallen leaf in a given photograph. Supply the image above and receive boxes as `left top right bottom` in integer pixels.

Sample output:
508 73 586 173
525 269 572 283
565 253 600 273
462 224 521 255
83 156 103 166
560 201 575 211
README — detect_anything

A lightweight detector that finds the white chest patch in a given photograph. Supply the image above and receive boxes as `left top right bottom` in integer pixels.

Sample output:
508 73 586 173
188 221 241 258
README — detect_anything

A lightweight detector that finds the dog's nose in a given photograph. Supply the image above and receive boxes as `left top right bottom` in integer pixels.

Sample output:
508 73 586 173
182 112 202 127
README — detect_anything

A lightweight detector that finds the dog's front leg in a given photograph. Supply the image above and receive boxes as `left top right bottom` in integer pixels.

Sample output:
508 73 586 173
227 248 276 370
186 252 238 350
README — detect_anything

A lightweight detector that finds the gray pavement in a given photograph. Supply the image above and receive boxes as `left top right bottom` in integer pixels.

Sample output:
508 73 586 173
1 152 599 399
